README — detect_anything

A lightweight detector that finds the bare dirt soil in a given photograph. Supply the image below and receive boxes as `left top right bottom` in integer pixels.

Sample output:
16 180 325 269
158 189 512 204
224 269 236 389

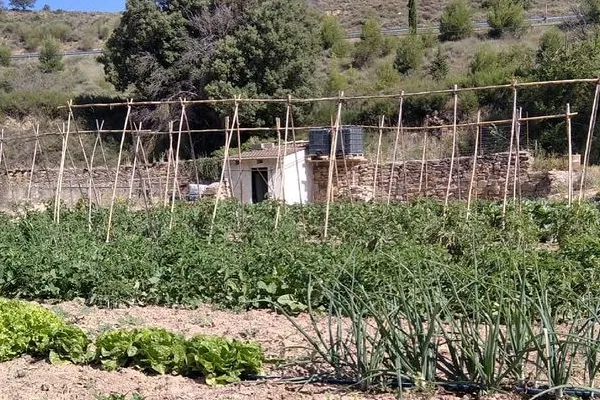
0 300 522 400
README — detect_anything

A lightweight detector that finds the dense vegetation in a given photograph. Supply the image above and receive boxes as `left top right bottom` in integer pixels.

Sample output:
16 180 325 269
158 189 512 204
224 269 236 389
0 298 263 384
0 199 598 314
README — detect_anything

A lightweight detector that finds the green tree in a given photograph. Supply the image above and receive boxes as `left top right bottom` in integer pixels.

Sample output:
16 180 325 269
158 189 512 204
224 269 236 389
429 47 449 80
487 0 525 37
353 16 384 67
9 0 35 10
103 0 319 126
0 45 10 67
38 38 63 72
535 27 565 66
204 0 321 125
408 0 418 34
393 34 424 74
440 0 474 41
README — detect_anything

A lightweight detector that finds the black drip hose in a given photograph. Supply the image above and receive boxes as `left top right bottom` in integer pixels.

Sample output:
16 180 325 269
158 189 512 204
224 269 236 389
244 374 597 398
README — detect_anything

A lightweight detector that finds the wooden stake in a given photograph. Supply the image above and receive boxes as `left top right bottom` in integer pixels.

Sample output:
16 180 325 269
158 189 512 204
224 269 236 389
444 85 459 212
209 99 239 240
163 121 174 207
513 108 522 202
324 93 343 239
502 85 518 219
0 129 14 204
467 111 481 219
579 81 600 203
387 94 404 204
105 100 132 242
54 110 72 224
169 101 187 230
373 116 384 198
567 103 573 207
418 132 428 195
275 117 283 229
27 124 40 201
69 101 99 204
128 124 142 200
289 110 306 211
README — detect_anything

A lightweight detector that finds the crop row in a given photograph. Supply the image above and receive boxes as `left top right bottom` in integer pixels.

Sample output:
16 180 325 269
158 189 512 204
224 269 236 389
0 298 263 385
0 199 598 313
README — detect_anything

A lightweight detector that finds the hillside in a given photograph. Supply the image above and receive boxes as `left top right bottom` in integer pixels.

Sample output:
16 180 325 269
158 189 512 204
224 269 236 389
310 0 573 29
0 10 119 52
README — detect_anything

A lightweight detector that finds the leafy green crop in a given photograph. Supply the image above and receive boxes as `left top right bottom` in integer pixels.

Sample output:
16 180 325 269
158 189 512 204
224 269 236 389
0 298 91 364
0 298 263 385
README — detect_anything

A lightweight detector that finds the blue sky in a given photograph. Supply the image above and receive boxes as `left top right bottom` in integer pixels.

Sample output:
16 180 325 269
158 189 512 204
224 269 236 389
34 0 125 12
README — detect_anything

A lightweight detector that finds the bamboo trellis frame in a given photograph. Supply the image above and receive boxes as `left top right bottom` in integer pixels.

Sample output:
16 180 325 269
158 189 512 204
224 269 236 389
0 78 598 241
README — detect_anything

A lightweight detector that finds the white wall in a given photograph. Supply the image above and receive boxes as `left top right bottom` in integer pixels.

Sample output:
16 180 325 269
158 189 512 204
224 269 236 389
227 150 312 204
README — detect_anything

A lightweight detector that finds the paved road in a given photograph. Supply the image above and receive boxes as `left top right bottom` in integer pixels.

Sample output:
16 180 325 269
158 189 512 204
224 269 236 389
8 14 580 59
345 14 579 38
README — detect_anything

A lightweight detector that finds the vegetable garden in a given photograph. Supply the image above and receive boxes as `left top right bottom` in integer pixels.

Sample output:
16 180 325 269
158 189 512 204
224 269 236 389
3 199 600 398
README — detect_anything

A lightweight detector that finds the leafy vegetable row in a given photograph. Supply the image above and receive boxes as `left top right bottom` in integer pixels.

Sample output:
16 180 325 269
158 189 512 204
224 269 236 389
1 199 600 315
0 298 263 385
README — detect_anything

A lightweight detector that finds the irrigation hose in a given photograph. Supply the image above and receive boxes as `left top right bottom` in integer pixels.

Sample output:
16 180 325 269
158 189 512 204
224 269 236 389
244 374 598 398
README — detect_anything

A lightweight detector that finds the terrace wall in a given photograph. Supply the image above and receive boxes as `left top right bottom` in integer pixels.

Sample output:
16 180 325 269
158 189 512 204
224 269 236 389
310 152 551 202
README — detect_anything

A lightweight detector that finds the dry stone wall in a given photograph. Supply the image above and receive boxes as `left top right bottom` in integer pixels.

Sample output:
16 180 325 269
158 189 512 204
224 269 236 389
0 161 230 208
311 152 550 202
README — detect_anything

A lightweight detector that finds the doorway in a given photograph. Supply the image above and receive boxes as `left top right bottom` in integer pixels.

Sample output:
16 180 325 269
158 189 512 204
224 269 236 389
251 168 269 203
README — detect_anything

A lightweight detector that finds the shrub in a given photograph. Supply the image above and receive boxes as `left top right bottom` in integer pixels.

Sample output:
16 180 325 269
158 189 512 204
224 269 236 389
374 61 400 90
393 34 424 74
353 16 383 67
321 15 345 49
429 47 449 81
580 0 600 24
0 44 10 67
39 37 63 73
440 0 475 41
78 34 95 51
487 0 525 37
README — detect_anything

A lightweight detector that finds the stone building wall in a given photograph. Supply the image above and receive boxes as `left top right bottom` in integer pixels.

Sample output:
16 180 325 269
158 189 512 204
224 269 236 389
0 161 230 208
311 152 550 202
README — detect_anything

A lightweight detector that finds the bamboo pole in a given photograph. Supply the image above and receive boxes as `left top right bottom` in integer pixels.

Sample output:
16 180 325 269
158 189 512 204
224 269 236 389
88 121 101 232
567 103 573 207
69 101 99 204
236 111 244 205
182 107 200 186
163 122 174 207
444 85 459 212
418 132 428 195
169 101 187 230
61 77 600 109
324 93 343 239
387 94 404 204
128 124 142 200
2 112 576 141
467 111 481 220
373 116 384 198
579 81 600 203
502 86 518 219
513 108 522 203
54 111 72 224
105 100 132 242
27 124 40 201
274 117 283 229
0 129 14 204
289 109 305 209
209 100 238 241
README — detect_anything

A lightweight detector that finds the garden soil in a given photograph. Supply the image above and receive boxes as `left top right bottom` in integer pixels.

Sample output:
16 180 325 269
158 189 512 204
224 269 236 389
0 300 522 400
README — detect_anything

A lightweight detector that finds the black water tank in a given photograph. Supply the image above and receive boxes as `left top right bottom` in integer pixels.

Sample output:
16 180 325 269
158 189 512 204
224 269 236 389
337 126 364 156
308 126 364 157
308 128 331 156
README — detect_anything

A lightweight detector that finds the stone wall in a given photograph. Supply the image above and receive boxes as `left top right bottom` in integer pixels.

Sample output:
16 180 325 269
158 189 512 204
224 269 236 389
0 161 230 208
311 152 550 202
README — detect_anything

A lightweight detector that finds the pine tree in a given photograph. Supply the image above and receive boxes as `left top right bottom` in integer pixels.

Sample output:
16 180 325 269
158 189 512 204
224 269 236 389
408 0 418 34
